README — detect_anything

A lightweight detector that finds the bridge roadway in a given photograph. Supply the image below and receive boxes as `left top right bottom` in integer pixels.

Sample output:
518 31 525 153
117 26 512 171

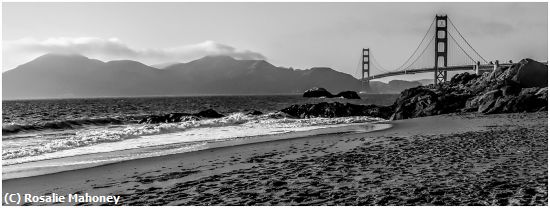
366 63 514 80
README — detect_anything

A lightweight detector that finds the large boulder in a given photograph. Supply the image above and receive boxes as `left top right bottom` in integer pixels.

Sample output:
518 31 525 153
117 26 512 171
303 88 361 99
280 102 393 119
511 87 547 112
138 109 224 124
466 86 547 114
509 59 548 88
195 109 225 118
303 87 333 98
477 89 503 114
487 87 545 114
489 59 547 88
335 91 361 99
138 113 198 124
391 87 439 120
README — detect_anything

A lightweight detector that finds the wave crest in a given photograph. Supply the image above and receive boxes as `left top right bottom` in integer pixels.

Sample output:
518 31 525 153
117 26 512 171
2 117 123 135
3 113 383 161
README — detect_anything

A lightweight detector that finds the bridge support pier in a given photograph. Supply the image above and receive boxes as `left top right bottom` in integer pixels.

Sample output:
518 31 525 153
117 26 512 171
434 15 448 85
493 60 499 72
361 48 370 92
475 61 481 75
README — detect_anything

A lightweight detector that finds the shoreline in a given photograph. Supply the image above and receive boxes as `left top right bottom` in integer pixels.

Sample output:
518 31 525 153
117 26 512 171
2 122 392 180
2 112 547 206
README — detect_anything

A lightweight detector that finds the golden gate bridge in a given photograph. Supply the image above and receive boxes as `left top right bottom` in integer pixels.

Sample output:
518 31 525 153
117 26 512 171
358 15 514 91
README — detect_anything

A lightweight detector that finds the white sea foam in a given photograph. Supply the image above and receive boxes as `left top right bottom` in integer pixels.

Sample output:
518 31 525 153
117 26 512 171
2 113 384 165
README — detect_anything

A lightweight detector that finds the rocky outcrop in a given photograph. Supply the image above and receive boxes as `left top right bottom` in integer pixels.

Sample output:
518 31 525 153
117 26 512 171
390 58 548 120
391 87 438 120
138 113 199 124
303 88 333 98
490 58 547 88
280 102 393 119
303 87 361 99
138 109 224 124
335 91 361 99
195 109 225 118
474 87 547 114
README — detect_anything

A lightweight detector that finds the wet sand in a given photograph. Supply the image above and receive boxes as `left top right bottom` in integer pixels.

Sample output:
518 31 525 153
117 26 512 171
2 112 547 206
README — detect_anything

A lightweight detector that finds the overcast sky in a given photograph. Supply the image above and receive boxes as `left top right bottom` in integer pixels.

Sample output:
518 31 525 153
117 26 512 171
3 2 548 82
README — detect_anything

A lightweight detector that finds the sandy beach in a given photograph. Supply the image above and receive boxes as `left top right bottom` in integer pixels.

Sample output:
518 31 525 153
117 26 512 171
2 112 547 206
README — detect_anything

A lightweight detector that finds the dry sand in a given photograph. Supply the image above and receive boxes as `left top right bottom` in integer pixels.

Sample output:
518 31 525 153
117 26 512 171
2 112 547 206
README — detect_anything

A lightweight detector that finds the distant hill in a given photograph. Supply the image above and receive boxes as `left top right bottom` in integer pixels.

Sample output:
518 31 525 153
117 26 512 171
3 54 164 99
3 54 424 99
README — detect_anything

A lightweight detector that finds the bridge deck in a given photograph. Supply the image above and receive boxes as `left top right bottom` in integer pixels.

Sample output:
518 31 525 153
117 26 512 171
366 63 514 80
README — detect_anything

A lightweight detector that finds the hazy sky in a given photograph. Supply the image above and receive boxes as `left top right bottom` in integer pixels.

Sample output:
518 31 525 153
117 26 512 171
3 2 548 82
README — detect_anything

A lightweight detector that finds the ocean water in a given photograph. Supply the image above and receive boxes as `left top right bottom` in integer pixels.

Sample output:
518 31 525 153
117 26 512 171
2 94 398 178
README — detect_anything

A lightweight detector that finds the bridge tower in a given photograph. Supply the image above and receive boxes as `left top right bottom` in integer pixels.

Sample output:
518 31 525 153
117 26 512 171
434 15 448 85
361 48 370 92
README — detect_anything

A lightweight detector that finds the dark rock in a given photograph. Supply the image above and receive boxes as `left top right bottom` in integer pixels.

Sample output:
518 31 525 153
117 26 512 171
167 113 195 122
245 110 263 116
536 87 548 100
390 87 439 120
335 91 361 99
512 88 547 112
389 59 547 119
138 113 198 124
501 84 521 96
487 59 547 88
463 97 480 112
520 87 541 96
303 87 333 98
437 92 473 113
477 89 503 114
303 87 362 100
479 87 547 114
535 88 548 111
509 59 548 88
491 96 515 113
280 102 393 119
450 73 479 85
195 109 225 118
138 109 224 124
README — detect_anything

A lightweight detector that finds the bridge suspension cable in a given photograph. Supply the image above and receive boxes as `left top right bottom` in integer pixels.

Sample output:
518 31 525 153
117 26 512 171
393 17 436 72
363 15 493 82
355 52 363 79
447 17 488 64
370 51 393 74
448 32 477 64
401 35 435 71
371 59 391 74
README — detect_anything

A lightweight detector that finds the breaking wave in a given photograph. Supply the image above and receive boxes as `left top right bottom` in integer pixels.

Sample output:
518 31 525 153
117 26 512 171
2 117 125 135
2 112 383 161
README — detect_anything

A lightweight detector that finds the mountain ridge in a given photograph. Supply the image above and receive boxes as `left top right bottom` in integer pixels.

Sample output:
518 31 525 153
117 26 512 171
3 53 422 99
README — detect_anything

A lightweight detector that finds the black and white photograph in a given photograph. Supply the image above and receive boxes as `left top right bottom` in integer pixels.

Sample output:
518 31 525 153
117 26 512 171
2 1 548 206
